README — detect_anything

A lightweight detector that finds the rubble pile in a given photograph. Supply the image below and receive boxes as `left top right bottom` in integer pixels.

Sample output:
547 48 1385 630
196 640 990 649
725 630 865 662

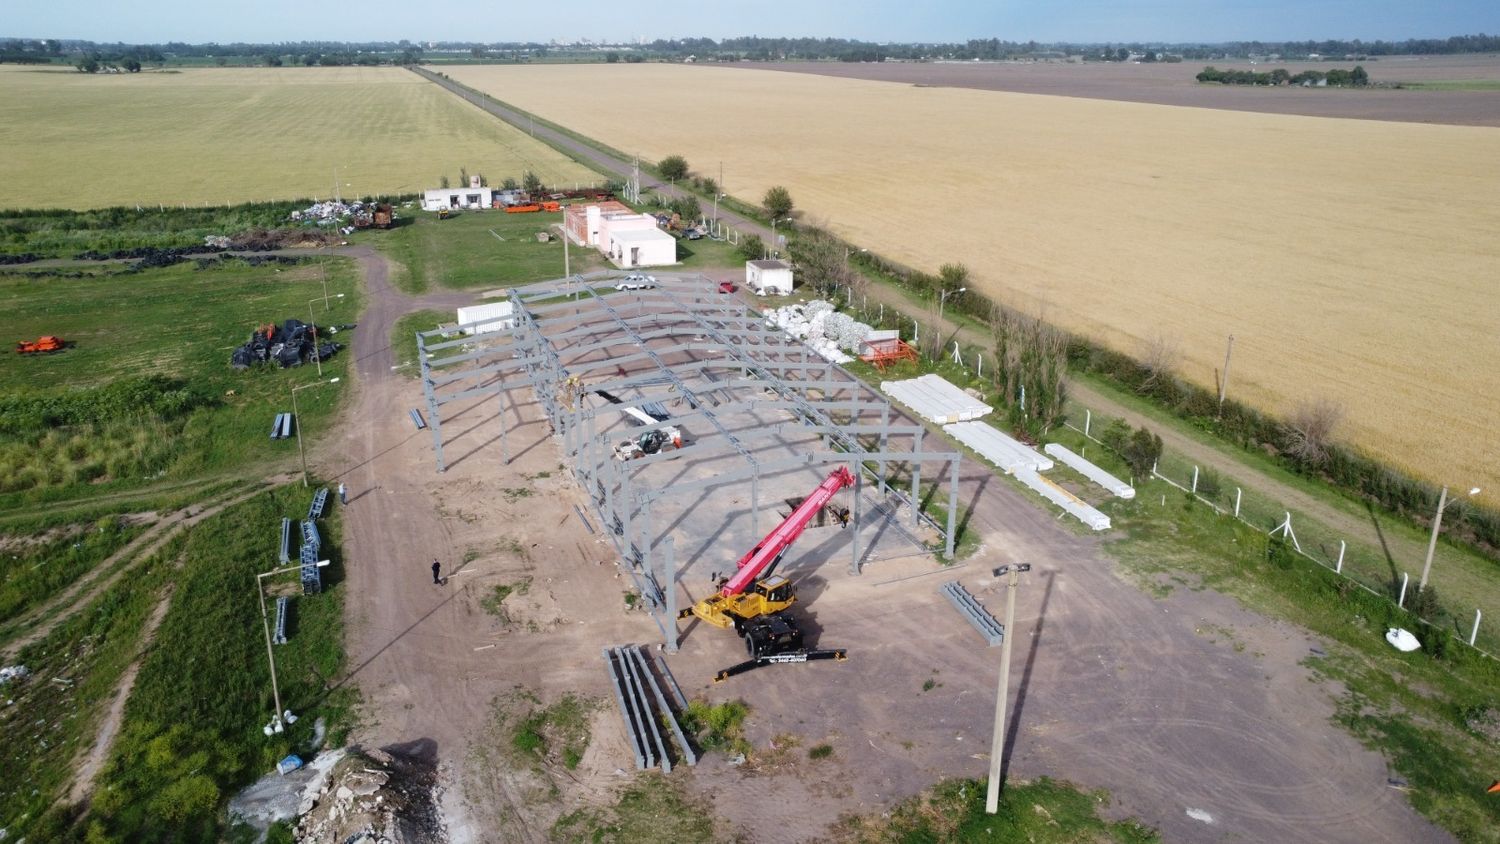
763 298 876 364
293 748 446 844
230 318 344 370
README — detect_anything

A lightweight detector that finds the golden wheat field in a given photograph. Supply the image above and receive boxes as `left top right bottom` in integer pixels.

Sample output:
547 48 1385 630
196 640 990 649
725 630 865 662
0 65 597 209
444 63 1500 493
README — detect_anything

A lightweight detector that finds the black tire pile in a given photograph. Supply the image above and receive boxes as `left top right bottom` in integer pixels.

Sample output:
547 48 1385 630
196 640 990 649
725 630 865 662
230 319 342 370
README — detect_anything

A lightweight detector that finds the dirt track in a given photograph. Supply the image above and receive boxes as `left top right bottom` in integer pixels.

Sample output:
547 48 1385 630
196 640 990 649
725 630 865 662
314 239 1446 841
743 57 1500 125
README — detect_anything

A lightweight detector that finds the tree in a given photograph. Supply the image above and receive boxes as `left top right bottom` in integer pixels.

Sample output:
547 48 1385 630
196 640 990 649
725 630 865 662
786 225 852 297
938 262 969 295
439 175 450 189
76 55 99 73
522 170 543 193
1351 65 1369 86
502 177 519 191
124 59 142 72
302 54 320 67
737 234 764 262
763 185 794 219
702 176 718 196
263 54 282 67
657 155 689 182
606 52 620 64
990 305 1069 433
1139 333 1180 394
1115 48 1130 62
460 167 470 188
1121 426 1164 480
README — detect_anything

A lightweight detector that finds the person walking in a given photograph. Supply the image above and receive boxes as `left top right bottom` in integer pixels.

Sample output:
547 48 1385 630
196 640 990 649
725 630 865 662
337 482 348 505
431 559 442 585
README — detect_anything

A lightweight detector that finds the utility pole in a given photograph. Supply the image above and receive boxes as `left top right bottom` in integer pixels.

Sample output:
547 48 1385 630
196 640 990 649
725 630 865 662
986 563 1030 814
292 377 341 487
1217 334 1235 413
1421 486 1481 592
257 559 329 734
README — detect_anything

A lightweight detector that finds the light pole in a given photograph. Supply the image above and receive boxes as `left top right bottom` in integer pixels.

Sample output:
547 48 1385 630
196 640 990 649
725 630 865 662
986 562 1030 814
257 559 329 733
769 218 788 260
1419 486 1480 592
307 295 343 378
938 286 967 326
291 377 340 487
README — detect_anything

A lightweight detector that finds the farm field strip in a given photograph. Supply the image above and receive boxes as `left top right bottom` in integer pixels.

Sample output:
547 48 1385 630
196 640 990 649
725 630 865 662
441 63 1500 496
0 66 599 209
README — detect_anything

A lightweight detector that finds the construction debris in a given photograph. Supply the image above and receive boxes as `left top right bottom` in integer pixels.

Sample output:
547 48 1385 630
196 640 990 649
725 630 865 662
0 665 30 686
230 319 343 370
940 581 1004 646
603 645 696 771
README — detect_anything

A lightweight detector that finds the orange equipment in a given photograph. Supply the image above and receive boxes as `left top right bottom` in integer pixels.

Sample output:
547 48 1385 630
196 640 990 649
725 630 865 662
504 201 561 214
858 338 918 372
16 336 64 354
1488 780 1500 795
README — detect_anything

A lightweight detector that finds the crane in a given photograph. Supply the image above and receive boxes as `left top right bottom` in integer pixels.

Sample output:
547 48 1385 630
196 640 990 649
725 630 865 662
679 467 855 680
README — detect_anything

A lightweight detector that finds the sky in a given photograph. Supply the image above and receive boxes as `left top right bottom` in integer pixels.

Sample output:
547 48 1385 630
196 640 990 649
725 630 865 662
8 0 1500 45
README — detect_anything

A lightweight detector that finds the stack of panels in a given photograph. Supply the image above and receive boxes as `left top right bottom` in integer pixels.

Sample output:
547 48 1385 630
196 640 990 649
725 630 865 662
1015 470 1112 531
942 422 1053 474
881 375 992 424
299 519 322 594
1042 443 1135 499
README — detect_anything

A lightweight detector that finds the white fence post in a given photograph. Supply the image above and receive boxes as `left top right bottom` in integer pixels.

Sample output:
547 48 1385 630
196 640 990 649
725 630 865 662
1336 540 1345 574
1398 572 1409 608
1234 487 1242 518
1471 609 1482 646
1191 466 1199 494
1084 409 1091 438
976 353 982 378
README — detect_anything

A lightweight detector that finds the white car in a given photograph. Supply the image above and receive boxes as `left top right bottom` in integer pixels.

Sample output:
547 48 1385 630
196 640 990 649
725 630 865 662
615 274 658 291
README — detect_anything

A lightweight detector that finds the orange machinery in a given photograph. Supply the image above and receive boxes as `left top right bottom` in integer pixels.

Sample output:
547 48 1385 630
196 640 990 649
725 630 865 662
16 336 64 354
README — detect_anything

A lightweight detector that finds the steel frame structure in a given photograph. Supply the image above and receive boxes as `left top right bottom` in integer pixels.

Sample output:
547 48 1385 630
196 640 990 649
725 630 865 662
417 272 962 649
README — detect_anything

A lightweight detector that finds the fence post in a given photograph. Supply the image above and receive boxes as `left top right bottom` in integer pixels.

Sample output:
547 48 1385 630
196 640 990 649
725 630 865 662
1471 609 1482 647
1192 466 1199 494
1084 409 1091 438
1234 488 1242 518
976 353 982 378
1336 540 1345 574
1398 572 1409 608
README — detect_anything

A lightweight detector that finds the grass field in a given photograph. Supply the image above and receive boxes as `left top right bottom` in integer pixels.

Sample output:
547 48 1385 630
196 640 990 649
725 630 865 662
0 258 359 508
0 65 598 209
369 207 605 293
442 63 1500 498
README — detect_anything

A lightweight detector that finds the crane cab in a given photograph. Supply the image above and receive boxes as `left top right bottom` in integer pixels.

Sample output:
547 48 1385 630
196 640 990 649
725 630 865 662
753 574 794 606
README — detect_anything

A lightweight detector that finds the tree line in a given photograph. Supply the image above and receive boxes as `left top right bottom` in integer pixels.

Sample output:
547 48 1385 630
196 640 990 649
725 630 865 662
1197 65 1370 86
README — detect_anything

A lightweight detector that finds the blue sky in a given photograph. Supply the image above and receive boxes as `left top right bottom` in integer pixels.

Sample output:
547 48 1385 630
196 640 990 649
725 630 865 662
9 0 1499 44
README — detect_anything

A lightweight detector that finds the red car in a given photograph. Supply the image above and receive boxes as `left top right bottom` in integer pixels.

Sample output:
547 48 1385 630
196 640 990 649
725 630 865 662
718 281 737 294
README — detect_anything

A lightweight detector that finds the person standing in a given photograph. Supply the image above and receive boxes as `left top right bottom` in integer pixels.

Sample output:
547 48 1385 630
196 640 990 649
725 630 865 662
337 482 348 505
431 559 442 585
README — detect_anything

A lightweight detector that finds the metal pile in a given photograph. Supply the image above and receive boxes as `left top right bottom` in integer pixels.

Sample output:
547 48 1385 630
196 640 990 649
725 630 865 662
603 645 697 772
230 319 342 370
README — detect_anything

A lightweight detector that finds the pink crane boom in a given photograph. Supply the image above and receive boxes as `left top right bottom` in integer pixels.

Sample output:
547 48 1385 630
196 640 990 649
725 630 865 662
720 467 856 597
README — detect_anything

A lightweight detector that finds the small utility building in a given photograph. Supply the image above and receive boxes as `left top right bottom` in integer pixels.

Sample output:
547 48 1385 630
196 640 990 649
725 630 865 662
746 259 793 296
565 201 677 268
422 176 494 212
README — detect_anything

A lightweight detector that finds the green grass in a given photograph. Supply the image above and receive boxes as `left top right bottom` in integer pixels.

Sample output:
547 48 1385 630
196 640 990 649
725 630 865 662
551 775 719 842
0 257 359 512
479 577 531 619
835 776 1157 843
368 208 606 294
83 482 358 842
0 514 145 625
0 202 310 257
390 308 452 375
0 533 184 843
679 698 751 756
0 66 597 209
497 690 596 772
1105 480 1500 841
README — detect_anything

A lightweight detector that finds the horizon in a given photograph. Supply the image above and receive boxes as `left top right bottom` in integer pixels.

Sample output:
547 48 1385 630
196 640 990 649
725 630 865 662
8 0 1500 47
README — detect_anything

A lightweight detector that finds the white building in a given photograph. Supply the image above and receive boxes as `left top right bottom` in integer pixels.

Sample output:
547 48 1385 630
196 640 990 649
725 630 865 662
745 259 794 296
455 301 514 333
609 227 676 269
422 176 495 212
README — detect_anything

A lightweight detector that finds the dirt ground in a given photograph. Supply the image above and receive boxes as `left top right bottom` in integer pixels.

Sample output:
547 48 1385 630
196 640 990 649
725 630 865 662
741 55 1500 125
319 255 1446 842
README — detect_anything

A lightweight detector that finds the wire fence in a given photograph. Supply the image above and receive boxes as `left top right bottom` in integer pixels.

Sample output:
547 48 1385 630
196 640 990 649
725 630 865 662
1062 401 1496 659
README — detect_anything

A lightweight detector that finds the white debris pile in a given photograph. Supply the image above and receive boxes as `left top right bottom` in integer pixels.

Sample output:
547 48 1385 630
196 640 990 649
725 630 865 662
0 665 29 686
204 235 232 249
763 299 876 364
289 200 366 226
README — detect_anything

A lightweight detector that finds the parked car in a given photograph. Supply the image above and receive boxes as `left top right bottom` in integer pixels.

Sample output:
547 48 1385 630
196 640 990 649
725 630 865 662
717 281 737 294
615 274 658 291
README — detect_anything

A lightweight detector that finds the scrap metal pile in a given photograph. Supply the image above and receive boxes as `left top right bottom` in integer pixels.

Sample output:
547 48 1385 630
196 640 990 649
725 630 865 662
230 319 343 370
